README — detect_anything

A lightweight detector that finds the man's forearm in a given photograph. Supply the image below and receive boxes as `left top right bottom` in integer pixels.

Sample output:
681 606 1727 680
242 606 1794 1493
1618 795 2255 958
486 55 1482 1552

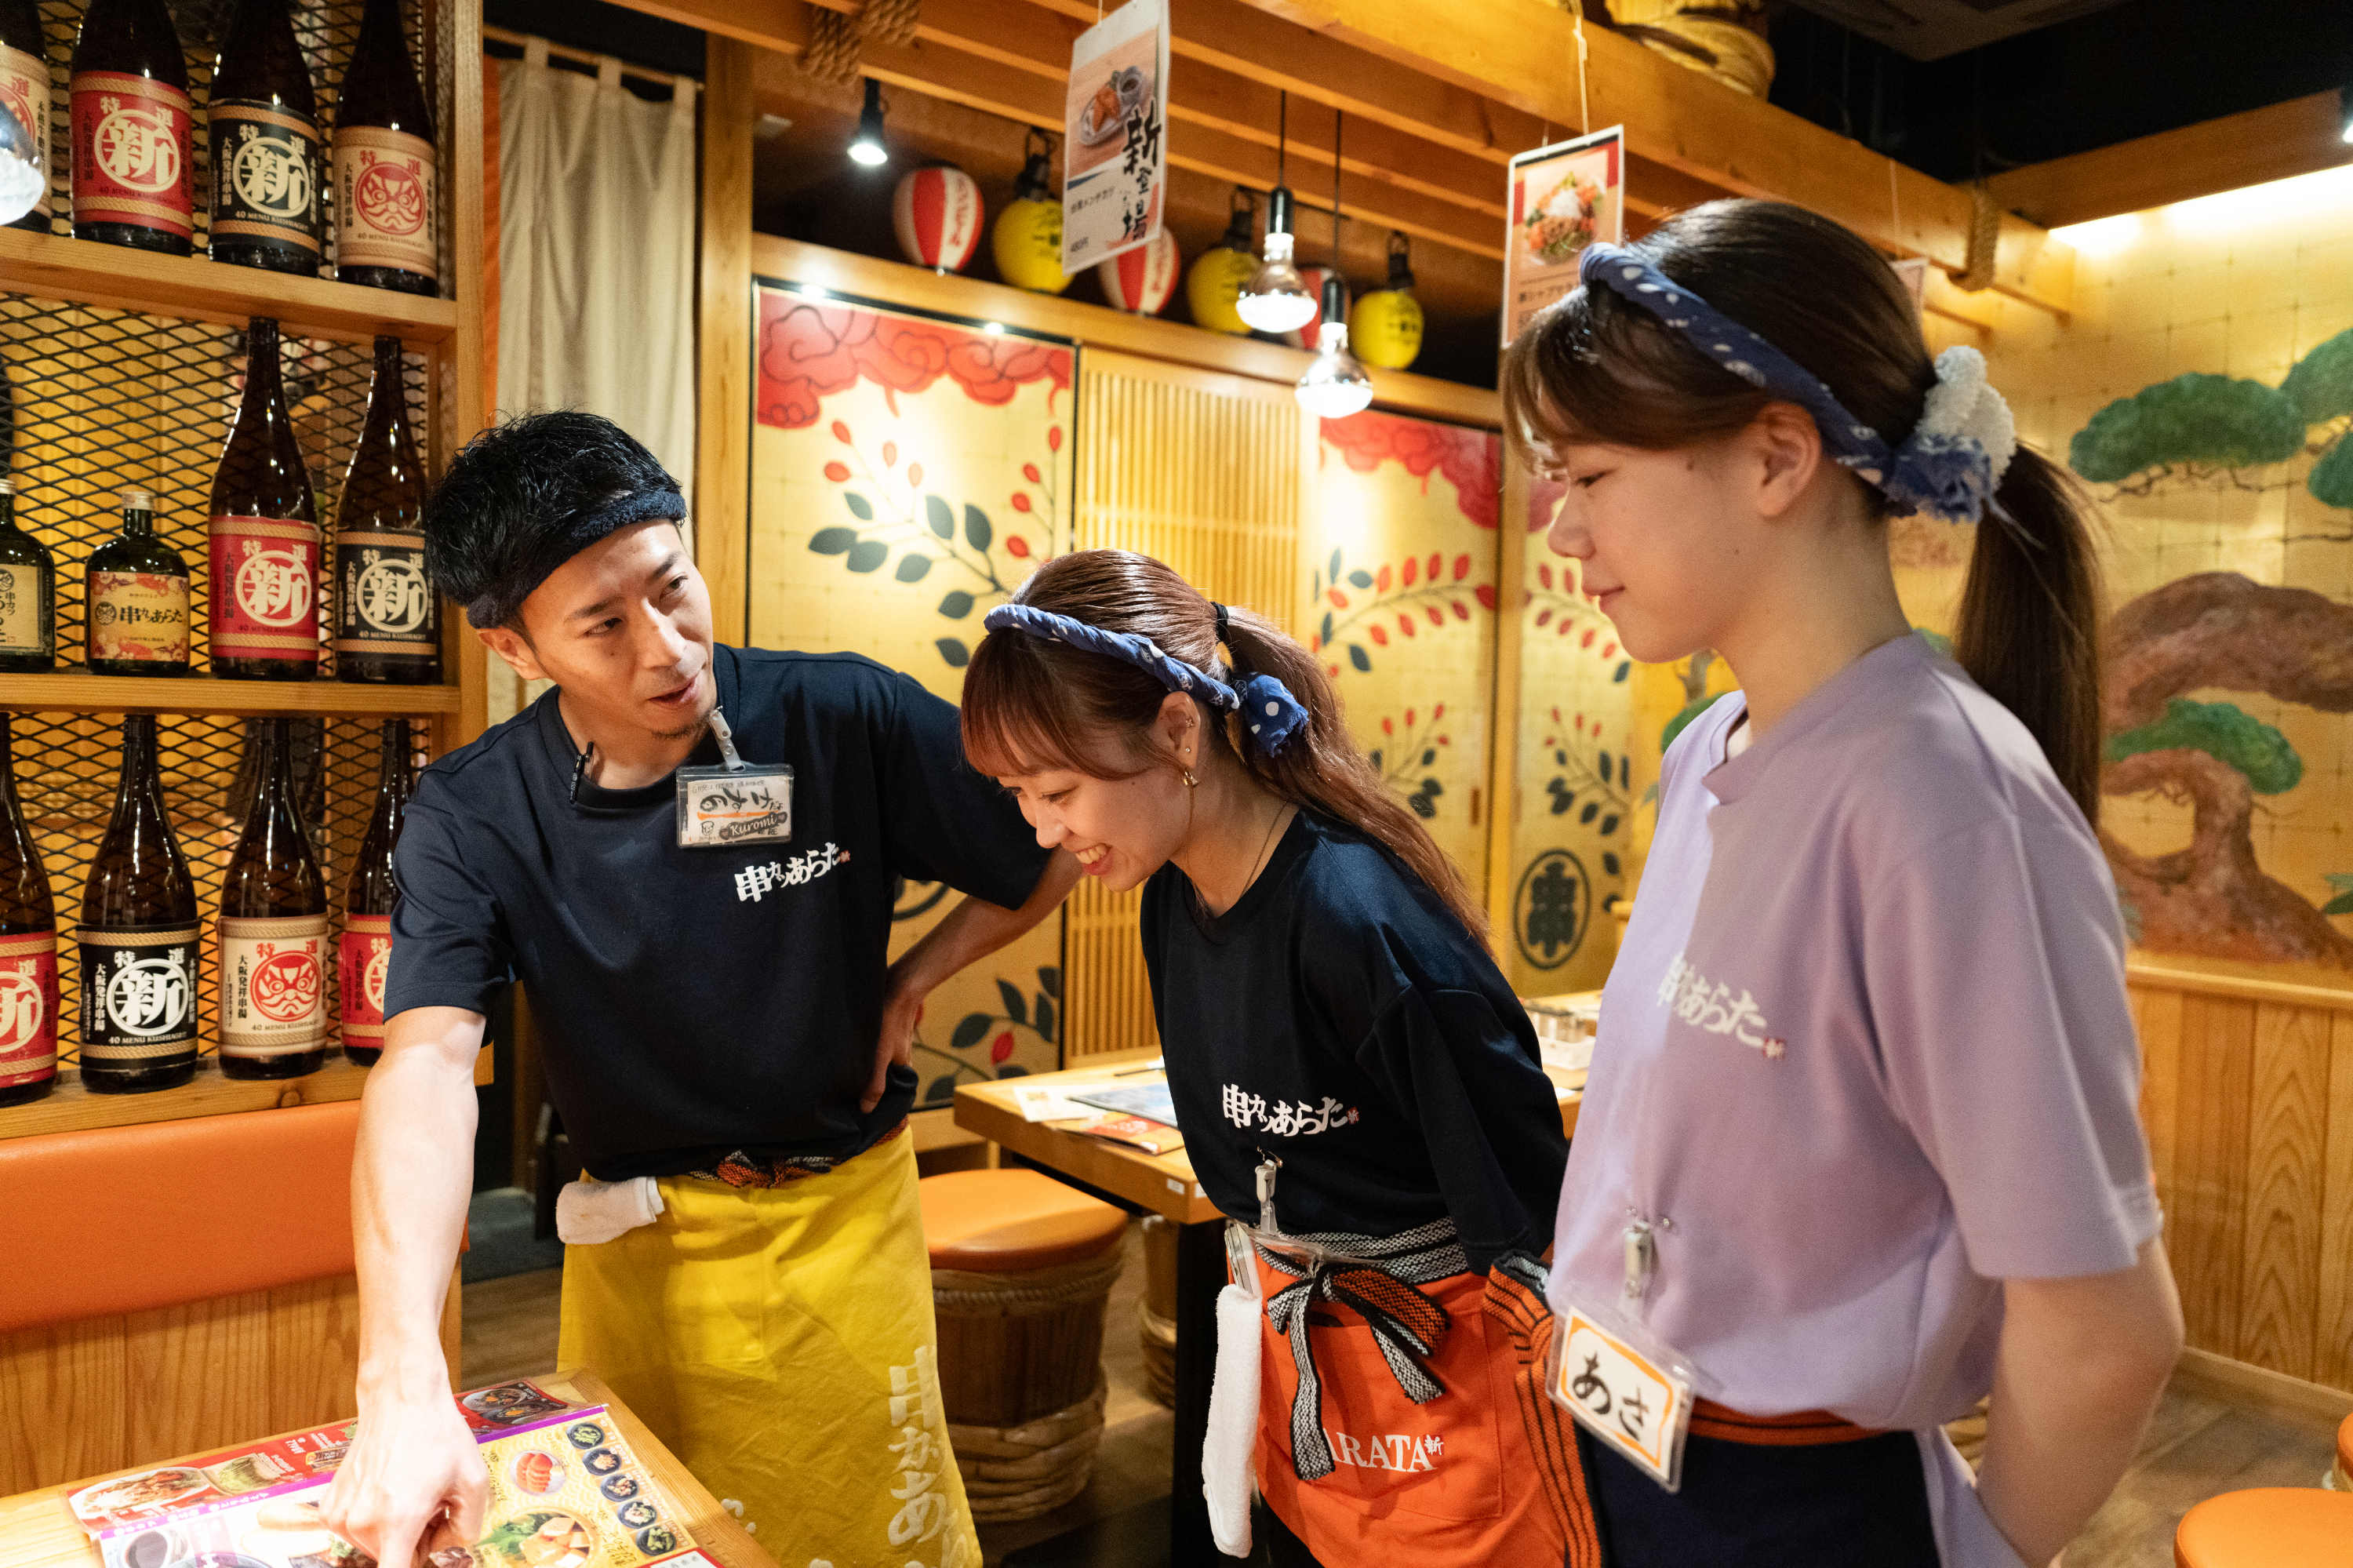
353 1006 486 1395
893 851 1081 995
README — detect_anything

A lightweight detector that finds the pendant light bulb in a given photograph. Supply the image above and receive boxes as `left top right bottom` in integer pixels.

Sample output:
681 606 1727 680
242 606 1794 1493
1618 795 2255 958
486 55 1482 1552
849 79 889 166
1296 275 1373 417
1237 186 1318 334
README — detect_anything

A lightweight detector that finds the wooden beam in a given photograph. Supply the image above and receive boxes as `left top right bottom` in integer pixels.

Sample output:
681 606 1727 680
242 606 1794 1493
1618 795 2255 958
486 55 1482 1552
698 36 758 646
1986 92 2353 231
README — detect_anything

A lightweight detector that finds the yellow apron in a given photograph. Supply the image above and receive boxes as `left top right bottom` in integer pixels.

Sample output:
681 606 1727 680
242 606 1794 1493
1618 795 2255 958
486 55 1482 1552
558 1130 979 1568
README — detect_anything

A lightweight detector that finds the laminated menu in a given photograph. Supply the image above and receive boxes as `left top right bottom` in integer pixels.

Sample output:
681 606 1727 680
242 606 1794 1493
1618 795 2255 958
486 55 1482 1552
67 1380 696 1568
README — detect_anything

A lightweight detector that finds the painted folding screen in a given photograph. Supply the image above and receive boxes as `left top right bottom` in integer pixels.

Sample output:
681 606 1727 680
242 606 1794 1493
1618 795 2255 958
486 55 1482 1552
749 283 1073 1105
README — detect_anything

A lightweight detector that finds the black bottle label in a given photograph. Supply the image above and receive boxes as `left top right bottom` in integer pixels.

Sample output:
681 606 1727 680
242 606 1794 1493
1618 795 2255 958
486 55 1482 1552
209 101 322 256
78 925 200 1063
333 534 437 656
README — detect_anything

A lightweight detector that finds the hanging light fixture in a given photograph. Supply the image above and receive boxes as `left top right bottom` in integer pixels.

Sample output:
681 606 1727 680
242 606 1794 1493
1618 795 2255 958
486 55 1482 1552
1297 111 1372 417
848 79 889 166
1236 93 1316 333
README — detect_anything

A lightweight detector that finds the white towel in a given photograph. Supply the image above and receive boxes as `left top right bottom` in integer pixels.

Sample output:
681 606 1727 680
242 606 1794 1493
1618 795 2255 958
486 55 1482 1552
555 1175 665 1244
1202 1282 1263 1558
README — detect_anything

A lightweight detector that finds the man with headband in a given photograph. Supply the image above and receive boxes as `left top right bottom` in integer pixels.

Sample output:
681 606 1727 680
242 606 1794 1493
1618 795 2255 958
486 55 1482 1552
324 413 1078 1568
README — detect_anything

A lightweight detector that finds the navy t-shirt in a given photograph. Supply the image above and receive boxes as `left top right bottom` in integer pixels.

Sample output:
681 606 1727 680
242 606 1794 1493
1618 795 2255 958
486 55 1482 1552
1140 810 1567 1274
385 645 1053 1179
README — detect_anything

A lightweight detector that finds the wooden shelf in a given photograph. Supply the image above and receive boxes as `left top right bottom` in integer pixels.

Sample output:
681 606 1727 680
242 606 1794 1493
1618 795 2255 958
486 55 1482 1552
0 1045 490 1141
0 671 460 715
0 227 460 345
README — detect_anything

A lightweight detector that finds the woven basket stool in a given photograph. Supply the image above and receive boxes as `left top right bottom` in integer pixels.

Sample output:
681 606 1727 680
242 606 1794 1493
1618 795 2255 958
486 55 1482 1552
1136 1213 1179 1409
918 1169 1128 1523
2173 1487 2353 1566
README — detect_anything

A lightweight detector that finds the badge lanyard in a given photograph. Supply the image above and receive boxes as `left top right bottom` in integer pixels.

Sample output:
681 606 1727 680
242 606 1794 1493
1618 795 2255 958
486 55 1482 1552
675 708 795 849
1547 1214 1700 1492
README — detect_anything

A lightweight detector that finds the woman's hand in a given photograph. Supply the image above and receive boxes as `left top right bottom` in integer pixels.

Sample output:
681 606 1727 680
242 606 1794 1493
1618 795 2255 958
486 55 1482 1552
1977 1236 2184 1566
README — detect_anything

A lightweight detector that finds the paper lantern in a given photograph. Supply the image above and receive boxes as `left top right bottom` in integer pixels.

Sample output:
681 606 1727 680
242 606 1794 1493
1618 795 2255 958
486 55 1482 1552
1351 231 1425 370
992 147 1070 294
1097 231 1180 315
892 165 983 274
1185 191 1258 337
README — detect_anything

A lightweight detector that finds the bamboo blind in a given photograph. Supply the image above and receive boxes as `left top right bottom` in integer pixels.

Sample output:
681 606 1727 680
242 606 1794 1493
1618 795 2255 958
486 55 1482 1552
1062 350 1311 1059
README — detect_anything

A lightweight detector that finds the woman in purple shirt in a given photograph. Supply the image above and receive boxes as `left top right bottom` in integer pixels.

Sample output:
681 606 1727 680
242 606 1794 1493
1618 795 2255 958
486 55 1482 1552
1500 200 2184 1566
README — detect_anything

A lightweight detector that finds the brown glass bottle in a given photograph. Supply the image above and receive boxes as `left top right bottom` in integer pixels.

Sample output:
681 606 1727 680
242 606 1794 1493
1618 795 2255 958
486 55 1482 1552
68 0 193 255
88 486 191 675
333 0 435 296
0 0 53 235
0 715 56 1107
79 713 198 1094
209 317 318 680
0 478 56 671
206 0 321 275
338 717 408 1066
334 337 437 682
217 718 325 1079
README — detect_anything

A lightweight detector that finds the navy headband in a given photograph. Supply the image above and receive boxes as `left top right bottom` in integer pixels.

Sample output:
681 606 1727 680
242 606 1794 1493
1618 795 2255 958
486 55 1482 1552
1575 243 2015 524
982 602 1310 755
464 484 689 628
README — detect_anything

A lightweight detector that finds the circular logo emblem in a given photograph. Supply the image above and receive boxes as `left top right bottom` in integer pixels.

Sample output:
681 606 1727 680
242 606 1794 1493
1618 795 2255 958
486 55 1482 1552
354 556 431 633
229 133 313 219
362 942 390 1012
251 948 322 1023
353 158 426 235
0 967 44 1051
93 104 180 193
1513 849 1591 971
105 954 190 1037
235 548 314 627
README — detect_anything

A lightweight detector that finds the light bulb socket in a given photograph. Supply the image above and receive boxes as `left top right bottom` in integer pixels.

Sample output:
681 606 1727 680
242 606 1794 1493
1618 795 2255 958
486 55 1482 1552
849 78 888 166
1385 230 1415 291
1267 185 1295 238
1319 272 1349 323
1015 150 1053 200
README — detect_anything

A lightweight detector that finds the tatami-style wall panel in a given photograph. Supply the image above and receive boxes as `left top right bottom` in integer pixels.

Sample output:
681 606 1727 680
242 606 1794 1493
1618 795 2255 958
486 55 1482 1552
1063 351 1311 1060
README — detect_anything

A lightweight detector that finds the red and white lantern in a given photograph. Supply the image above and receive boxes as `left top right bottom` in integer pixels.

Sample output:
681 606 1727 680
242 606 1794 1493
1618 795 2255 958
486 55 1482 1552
1096 230 1181 316
893 165 984 274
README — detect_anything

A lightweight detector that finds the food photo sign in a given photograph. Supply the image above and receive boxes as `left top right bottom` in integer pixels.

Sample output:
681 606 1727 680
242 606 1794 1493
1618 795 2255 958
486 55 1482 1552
1059 0 1167 273
1502 126 1625 347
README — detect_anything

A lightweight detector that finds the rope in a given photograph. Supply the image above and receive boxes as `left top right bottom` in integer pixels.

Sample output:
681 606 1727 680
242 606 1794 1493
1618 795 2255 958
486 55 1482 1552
931 1244 1129 1315
1957 182 2002 293
796 0 921 85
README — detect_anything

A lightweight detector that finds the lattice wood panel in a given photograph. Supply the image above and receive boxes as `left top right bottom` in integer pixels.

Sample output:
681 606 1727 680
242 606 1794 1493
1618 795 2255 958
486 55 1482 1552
1063 349 1311 1059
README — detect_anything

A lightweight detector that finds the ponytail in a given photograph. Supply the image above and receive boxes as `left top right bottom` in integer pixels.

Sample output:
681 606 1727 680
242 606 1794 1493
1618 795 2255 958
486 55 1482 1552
1953 447 2108 826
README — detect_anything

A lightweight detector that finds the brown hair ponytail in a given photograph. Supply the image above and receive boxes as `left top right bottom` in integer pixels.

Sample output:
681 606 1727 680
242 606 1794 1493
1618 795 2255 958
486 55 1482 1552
962 549 1490 944
1500 198 2108 824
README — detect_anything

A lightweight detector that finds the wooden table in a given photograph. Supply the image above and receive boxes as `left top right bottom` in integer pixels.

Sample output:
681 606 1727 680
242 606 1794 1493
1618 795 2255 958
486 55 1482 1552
954 1048 1583 1565
0 1369 776 1568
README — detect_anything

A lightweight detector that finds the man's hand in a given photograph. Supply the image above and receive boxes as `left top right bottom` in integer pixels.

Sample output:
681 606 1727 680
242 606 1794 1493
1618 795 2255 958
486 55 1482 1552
864 967 923 1111
322 1378 486 1568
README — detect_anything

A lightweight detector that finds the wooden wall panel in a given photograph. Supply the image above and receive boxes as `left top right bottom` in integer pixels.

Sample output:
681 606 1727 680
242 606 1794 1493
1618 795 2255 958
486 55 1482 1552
124 1292 278 1467
2236 1003 2332 1380
0 1316 125 1494
2169 994 2257 1358
2133 984 2183 1225
2321 1013 2353 1394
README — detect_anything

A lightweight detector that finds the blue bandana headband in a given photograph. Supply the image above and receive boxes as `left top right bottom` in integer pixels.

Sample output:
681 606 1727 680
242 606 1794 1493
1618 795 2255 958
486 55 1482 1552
1575 243 2017 524
981 602 1311 755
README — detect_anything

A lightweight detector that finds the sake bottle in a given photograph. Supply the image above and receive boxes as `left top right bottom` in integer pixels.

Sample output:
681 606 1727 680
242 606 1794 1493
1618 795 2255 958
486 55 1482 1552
0 0 53 235
333 0 436 295
216 716 325 1079
333 337 437 682
87 486 190 675
67 0 193 255
209 317 319 679
0 715 56 1107
339 717 408 1065
0 478 55 671
205 0 322 275
78 713 198 1094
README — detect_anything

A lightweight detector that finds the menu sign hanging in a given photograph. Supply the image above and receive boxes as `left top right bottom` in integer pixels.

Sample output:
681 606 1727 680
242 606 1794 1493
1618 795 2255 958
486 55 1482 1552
1501 125 1625 348
1060 0 1167 275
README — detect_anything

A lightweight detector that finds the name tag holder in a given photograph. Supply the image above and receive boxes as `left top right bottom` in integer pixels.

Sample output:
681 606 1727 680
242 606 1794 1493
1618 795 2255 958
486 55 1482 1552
1547 1220 1698 1492
676 708 795 849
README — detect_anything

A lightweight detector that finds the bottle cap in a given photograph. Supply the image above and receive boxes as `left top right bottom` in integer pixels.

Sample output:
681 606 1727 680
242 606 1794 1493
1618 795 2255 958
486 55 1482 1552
0 478 14 496
121 486 154 509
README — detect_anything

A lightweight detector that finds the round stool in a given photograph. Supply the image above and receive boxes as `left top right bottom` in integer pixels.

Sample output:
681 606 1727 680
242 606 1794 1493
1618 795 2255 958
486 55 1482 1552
2332 1413 2351 1492
2173 1487 2353 1566
918 1169 1128 1523
1137 1213 1179 1409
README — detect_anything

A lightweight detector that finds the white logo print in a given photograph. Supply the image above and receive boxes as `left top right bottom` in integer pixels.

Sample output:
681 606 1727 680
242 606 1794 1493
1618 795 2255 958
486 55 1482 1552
733 842 849 902
106 949 191 1037
1220 1083 1359 1135
1657 954 1786 1060
1325 1430 1444 1472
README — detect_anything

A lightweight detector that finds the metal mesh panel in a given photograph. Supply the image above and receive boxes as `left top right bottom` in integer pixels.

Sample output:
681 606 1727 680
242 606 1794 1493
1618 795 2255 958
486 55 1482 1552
23 709 430 1064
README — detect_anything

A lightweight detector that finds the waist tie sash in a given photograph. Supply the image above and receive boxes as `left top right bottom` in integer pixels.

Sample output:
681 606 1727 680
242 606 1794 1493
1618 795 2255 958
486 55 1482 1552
1256 1217 1468 1481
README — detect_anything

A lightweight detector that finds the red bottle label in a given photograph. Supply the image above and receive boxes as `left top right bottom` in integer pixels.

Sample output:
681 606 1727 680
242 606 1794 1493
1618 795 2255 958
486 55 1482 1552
333 126 437 280
70 71 195 238
0 932 56 1090
209 514 320 664
339 914 391 1046
0 43 53 223
218 913 327 1057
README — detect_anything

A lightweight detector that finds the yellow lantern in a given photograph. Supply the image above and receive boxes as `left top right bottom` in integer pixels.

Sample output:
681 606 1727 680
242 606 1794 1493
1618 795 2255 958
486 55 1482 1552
992 136 1070 295
1185 189 1260 337
1350 230 1425 371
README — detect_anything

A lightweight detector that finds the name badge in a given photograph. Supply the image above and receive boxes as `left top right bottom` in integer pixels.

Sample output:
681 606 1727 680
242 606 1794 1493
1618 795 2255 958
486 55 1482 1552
676 763 793 848
1548 1297 1697 1491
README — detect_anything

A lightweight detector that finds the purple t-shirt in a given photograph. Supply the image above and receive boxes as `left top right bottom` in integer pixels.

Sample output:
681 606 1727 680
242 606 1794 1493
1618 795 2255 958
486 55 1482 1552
1548 633 2159 1436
